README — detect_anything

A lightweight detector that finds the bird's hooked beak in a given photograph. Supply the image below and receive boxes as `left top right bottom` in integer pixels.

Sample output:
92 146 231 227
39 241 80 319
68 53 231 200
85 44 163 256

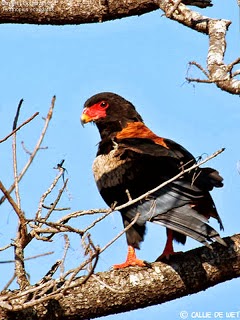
81 108 93 126
81 103 108 126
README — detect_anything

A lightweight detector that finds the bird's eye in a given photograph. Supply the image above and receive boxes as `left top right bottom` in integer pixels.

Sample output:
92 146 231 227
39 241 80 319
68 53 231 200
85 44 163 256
100 101 108 108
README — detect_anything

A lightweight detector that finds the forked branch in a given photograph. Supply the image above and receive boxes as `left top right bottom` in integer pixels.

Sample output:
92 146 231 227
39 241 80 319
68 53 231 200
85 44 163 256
0 96 56 205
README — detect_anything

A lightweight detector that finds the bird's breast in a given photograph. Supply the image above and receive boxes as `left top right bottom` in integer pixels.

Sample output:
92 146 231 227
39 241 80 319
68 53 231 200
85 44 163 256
92 149 132 190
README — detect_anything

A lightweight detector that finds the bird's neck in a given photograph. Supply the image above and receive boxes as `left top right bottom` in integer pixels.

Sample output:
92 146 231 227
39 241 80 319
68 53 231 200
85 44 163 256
96 119 130 140
95 119 131 155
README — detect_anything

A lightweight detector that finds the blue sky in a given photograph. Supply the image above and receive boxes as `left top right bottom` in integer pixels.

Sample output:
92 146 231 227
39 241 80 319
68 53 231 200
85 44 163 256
0 1 240 319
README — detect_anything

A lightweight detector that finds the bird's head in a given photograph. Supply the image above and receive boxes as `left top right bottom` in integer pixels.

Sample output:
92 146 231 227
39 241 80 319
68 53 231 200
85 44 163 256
81 92 143 136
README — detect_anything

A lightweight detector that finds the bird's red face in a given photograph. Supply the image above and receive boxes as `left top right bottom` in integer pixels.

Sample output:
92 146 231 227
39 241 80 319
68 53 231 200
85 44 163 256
81 100 109 125
81 92 143 135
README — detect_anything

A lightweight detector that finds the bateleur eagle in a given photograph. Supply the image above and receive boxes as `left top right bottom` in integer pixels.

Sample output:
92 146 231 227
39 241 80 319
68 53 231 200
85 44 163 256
81 92 225 269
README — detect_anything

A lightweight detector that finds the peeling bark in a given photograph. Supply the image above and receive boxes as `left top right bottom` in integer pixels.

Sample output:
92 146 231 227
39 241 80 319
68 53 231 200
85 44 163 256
207 20 240 94
0 234 239 320
153 1 240 94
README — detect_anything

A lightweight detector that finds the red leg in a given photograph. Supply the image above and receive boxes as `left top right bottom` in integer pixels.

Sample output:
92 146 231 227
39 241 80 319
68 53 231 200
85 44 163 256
113 245 146 269
156 229 178 261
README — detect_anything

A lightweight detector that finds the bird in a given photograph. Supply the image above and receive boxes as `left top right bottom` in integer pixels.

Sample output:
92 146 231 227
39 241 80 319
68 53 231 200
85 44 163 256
81 92 225 269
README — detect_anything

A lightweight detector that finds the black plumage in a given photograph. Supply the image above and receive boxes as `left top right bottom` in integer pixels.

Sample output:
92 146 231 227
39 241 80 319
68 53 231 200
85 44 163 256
81 92 225 268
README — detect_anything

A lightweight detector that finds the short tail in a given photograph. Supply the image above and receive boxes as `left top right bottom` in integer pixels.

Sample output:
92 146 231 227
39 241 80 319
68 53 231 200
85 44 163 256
153 204 227 247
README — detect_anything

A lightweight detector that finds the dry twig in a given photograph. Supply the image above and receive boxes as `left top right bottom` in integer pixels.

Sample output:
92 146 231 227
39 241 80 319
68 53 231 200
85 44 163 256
0 112 39 144
0 96 56 205
60 235 70 278
12 99 23 209
35 167 65 220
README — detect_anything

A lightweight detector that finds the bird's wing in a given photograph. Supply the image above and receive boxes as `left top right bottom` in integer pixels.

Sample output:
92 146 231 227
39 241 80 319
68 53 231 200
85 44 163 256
116 137 195 165
114 136 224 244
94 124 224 248
115 121 195 165
116 136 223 190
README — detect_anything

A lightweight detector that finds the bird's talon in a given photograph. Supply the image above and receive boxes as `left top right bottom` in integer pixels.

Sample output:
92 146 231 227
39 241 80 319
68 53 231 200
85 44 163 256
156 251 183 262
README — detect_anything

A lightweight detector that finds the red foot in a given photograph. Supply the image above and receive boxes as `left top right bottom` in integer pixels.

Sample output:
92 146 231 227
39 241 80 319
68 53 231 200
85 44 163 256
155 229 182 261
113 246 146 269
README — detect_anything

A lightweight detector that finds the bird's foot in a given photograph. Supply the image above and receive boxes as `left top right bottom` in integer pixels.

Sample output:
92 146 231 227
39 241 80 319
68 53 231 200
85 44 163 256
113 258 146 269
113 245 148 269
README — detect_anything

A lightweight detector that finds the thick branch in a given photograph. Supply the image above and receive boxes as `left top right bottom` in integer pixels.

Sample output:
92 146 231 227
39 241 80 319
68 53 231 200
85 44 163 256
0 0 211 25
206 20 240 94
0 234 239 319
1 1 238 94
155 2 240 94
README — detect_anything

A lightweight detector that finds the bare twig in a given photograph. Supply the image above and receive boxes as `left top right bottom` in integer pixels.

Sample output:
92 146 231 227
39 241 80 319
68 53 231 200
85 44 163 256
64 248 100 288
0 251 54 264
37 261 61 285
125 189 132 201
60 235 70 278
5 279 55 301
0 96 56 205
0 112 39 144
12 99 23 131
4 99 28 290
232 70 240 78
12 99 24 209
21 141 48 155
0 243 13 252
57 208 110 224
2 273 16 291
0 180 26 227
42 178 69 222
188 61 209 79
186 78 214 84
35 167 65 220
99 212 140 255
227 57 240 76
42 204 71 211
21 141 32 155
82 209 113 234
75 233 100 286
29 222 84 237
61 212 141 287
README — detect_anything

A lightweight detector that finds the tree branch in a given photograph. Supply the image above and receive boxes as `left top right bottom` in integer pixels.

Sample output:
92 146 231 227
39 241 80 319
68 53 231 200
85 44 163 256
0 96 56 205
0 0 211 25
0 234 239 319
1 1 238 94
154 1 240 94
0 112 39 144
